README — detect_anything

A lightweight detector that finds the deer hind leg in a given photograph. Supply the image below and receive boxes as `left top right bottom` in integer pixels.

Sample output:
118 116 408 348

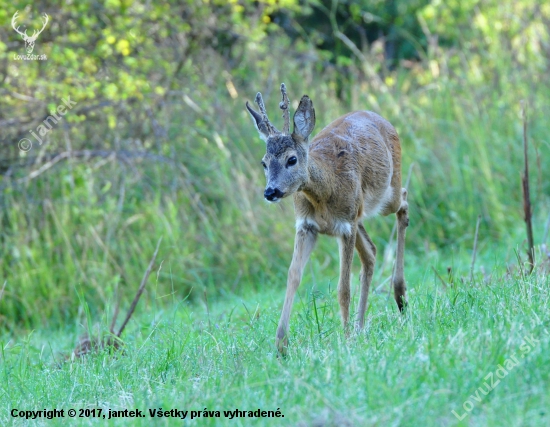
276 225 317 354
355 223 376 330
393 188 409 311
337 225 357 330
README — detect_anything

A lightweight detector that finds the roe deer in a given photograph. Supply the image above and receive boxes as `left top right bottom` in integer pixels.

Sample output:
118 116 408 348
246 84 409 354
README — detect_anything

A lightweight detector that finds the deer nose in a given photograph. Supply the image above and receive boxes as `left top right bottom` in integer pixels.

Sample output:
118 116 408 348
264 187 284 201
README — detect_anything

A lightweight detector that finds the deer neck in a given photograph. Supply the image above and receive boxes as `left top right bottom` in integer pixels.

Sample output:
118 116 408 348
300 152 330 205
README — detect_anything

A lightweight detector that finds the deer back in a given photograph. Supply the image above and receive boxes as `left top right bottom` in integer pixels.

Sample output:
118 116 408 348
294 111 402 235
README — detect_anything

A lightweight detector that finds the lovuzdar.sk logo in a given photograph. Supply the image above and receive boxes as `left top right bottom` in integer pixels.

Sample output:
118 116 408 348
12 10 49 60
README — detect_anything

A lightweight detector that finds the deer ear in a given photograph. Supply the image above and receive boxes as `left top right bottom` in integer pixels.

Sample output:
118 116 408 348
246 101 269 142
292 95 315 144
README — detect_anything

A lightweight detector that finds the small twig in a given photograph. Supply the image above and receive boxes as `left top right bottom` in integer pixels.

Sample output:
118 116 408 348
542 211 550 247
334 31 385 90
543 212 550 267
431 266 447 289
470 215 481 282
0 281 6 303
521 101 534 273
12 150 176 184
447 267 455 288
71 238 162 359
109 300 120 335
117 237 163 337
204 289 212 331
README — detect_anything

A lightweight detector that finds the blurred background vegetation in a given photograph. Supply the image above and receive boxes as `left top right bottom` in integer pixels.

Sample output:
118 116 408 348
0 0 548 331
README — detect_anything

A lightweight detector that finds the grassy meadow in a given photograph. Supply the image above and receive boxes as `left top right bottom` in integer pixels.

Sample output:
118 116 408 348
1 0 550 425
2 257 549 426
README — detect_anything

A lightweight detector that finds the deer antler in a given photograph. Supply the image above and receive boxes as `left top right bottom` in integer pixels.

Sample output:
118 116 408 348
254 92 279 136
29 13 49 41
11 11 29 39
279 83 290 135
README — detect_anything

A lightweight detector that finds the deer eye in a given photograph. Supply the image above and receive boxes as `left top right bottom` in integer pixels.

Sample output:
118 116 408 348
286 156 297 167
261 161 267 169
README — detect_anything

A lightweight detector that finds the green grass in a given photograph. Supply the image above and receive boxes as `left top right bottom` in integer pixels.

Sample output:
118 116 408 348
2 255 549 426
1 3 550 424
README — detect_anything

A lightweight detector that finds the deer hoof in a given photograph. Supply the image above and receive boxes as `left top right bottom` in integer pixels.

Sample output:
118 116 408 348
276 336 288 356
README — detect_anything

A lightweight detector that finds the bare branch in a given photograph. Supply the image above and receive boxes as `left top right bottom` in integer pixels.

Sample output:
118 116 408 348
9 150 176 184
117 237 163 337
334 31 385 90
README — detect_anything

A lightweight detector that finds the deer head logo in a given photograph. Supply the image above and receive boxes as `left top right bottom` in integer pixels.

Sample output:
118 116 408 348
12 11 49 54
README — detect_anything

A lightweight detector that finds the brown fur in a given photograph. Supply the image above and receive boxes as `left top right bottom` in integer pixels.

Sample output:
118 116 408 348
295 111 402 233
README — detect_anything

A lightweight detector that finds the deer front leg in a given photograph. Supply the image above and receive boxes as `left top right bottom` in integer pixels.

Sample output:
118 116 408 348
276 224 317 354
337 225 357 329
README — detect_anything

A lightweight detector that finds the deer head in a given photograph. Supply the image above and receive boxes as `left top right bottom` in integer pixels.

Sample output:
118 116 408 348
246 83 316 203
12 11 49 54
